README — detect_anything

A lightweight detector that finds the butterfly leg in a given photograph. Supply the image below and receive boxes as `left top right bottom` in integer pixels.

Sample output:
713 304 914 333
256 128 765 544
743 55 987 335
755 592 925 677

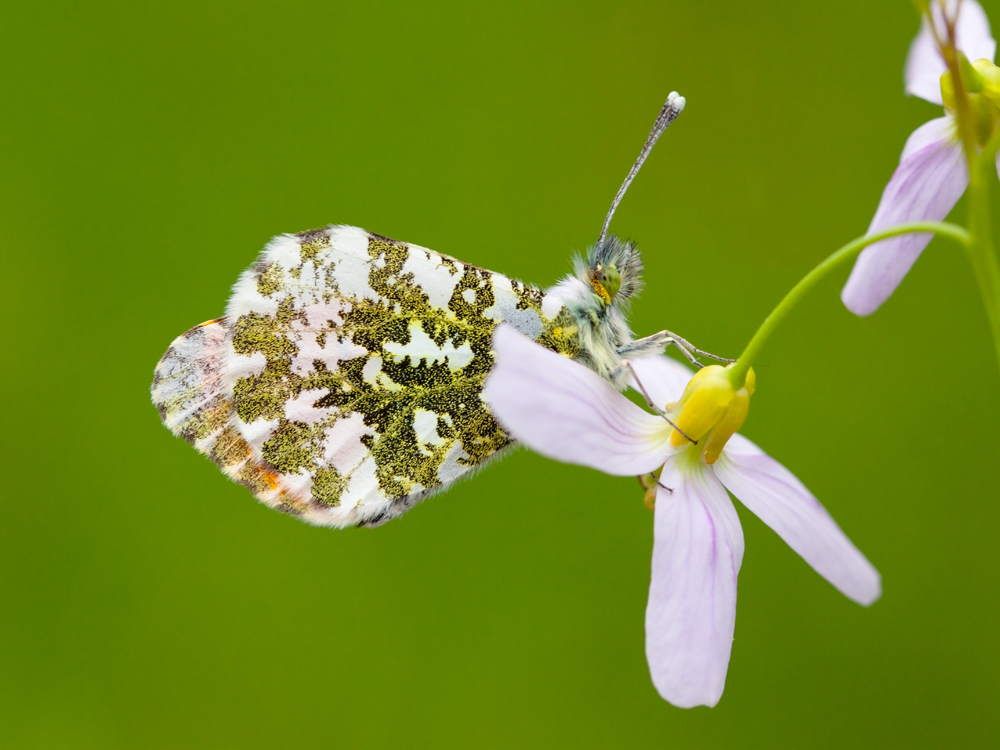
618 329 736 368
617 359 697 444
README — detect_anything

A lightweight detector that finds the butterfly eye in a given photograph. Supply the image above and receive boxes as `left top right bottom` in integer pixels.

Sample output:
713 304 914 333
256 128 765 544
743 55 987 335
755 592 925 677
596 264 622 299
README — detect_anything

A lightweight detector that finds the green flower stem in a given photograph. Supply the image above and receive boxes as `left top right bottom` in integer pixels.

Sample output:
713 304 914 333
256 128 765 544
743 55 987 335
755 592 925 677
923 3 1000 374
964 129 1000 374
727 222 971 388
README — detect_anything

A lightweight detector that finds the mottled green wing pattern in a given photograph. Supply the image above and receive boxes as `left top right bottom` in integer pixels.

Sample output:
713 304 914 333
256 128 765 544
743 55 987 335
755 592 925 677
152 225 580 527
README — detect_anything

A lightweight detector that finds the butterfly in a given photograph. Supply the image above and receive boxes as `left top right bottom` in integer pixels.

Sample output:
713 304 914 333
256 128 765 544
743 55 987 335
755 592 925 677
151 92 725 528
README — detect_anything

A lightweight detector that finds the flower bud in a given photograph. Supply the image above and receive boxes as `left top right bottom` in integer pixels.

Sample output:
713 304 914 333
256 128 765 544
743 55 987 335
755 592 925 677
667 365 756 464
941 58 1000 146
973 58 1000 106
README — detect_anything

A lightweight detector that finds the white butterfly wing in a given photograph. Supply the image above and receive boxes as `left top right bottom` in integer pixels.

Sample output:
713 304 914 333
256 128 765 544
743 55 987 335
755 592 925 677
153 225 577 527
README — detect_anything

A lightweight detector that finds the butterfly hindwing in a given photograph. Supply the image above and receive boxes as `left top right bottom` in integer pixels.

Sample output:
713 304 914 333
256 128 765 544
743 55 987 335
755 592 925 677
153 225 581 527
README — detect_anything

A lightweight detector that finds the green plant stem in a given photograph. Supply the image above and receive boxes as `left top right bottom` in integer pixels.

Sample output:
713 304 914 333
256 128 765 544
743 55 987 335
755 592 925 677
922 2 1000 373
727 222 971 388
964 129 1000 374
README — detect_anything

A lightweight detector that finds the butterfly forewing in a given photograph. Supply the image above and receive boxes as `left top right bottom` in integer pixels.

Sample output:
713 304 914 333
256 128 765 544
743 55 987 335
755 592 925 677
152 225 580 527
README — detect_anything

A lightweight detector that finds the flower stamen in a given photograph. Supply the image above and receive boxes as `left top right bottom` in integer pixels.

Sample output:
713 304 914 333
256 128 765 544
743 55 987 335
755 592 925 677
667 365 756 464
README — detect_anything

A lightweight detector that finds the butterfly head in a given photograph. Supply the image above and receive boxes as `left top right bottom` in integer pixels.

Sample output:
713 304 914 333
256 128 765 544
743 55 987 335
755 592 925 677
583 234 643 309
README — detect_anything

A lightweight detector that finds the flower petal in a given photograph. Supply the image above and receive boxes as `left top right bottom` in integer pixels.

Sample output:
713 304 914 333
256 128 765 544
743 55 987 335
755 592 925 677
484 325 669 476
841 117 967 316
645 458 744 708
627 354 694 410
899 113 959 161
906 20 946 103
714 434 882 606
955 0 997 62
905 0 996 104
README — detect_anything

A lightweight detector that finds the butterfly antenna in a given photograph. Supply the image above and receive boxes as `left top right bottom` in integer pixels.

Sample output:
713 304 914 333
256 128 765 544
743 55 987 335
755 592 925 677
596 91 686 250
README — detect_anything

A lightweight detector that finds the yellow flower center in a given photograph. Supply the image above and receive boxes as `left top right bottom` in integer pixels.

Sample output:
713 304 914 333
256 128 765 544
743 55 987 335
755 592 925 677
667 365 756 464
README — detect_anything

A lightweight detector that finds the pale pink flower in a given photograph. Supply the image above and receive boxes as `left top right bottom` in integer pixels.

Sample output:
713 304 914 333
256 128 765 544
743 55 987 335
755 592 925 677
483 326 881 708
842 0 996 315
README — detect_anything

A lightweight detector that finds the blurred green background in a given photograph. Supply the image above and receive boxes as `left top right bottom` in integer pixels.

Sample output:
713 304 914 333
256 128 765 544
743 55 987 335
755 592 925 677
3 1 999 747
